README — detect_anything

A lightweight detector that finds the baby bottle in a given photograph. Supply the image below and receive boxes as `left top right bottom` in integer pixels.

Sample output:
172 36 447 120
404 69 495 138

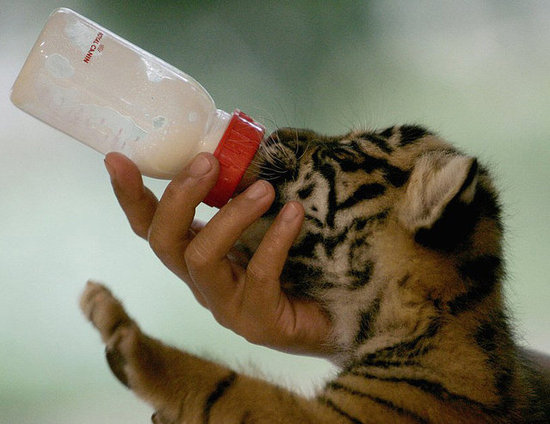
10 8 265 207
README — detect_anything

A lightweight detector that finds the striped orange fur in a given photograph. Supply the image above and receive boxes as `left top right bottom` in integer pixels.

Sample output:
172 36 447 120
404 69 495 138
81 125 549 423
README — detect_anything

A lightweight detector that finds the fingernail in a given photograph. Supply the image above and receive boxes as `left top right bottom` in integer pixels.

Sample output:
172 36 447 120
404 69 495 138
281 202 300 222
104 158 116 181
188 154 212 177
245 180 268 200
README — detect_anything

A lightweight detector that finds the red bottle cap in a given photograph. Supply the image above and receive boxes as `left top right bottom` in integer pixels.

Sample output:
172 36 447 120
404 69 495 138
203 110 265 208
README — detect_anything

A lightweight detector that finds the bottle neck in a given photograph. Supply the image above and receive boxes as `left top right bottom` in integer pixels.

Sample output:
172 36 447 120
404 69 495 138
203 110 265 208
201 109 232 154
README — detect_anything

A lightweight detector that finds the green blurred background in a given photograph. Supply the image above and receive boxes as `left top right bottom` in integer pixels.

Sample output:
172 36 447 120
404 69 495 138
1 1 549 422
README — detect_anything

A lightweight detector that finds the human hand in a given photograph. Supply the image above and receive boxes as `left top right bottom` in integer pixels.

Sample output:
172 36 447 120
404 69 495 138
103 152 334 357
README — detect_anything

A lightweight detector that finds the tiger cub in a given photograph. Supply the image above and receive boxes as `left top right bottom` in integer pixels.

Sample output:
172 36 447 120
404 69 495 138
81 125 549 423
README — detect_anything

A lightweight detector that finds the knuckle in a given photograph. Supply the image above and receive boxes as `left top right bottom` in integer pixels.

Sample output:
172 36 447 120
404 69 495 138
242 329 260 344
212 310 231 329
211 304 241 331
246 263 272 284
265 224 293 251
148 230 172 257
162 181 184 201
183 239 210 269
242 327 271 346
129 222 148 239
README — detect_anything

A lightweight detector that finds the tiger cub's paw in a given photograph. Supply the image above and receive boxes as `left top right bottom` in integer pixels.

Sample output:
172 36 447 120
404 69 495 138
80 281 142 388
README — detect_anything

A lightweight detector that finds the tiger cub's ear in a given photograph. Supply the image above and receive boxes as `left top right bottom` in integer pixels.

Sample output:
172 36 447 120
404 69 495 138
399 151 479 250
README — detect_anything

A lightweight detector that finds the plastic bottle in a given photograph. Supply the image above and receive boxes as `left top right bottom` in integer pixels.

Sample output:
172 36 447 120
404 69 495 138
10 8 265 208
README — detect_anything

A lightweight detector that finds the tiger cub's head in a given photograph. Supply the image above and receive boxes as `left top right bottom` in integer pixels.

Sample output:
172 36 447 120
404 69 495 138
238 125 504 356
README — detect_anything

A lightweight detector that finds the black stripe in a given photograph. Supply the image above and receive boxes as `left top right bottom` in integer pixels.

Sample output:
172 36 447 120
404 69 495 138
337 148 409 188
353 153 386 173
414 196 478 253
358 358 420 369
494 366 515 413
360 133 393 153
304 214 324 228
289 230 348 258
459 255 501 283
324 231 349 257
107 317 127 338
318 396 364 424
348 261 374 290
354 297 381 344
105 347 130 388
398 274 411 287
398 125 431 146
297 183 315 199
352 218 369 232
350 237 366 251
354 209 390 231
378 126 395 139
383 164 410 187
458 158 478 196
280 260 324 298
346 371 490 411
476 183 502 221
362 155 409 188
314 147 406 228
338 183 386 210
356 319 440 367
475 312 515 414
449 255 502 314
289 232 323 257
316 161 338 228
326 382 429 424
474 321 498 353
203 372 237 424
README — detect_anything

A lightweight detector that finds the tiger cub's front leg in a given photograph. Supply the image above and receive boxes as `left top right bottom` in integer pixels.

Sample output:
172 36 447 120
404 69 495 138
80 282 333 424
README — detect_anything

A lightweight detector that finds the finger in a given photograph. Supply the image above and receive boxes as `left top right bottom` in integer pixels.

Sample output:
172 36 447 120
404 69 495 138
214 201 332 357
183 180 275 302
229 202 305 346
246 202 335 356
244 201 304 305
271 298 335 356
147 153 219 280
173 226 209 309
105 152 159 239
106 153 211 309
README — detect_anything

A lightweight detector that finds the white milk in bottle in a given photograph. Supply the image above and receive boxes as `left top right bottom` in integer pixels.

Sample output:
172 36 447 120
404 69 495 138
11 8 265 207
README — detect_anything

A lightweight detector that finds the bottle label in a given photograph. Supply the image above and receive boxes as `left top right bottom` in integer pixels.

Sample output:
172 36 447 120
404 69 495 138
83 32 104 63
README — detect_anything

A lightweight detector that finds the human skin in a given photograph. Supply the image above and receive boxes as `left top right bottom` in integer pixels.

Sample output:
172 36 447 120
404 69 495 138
104 152 334 357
